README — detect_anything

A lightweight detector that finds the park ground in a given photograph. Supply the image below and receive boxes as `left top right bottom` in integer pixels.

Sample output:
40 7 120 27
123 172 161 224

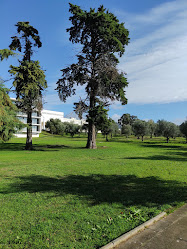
0 133 186 248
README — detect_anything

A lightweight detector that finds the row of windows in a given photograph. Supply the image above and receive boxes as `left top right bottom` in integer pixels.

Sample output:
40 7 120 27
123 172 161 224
17 111 39 117
20 126 40 132
18 117 40 125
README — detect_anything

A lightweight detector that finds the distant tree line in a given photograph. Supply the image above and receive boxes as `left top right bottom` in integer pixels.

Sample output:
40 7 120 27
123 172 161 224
118 113 186 143
45 119 81 138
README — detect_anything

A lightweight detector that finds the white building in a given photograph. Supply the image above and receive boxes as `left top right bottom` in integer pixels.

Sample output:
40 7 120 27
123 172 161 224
41 109 85 130
12 98 86 137
11 98 42 138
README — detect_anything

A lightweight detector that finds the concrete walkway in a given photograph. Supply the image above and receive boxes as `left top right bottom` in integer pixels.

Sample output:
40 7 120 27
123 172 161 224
116 204 187 249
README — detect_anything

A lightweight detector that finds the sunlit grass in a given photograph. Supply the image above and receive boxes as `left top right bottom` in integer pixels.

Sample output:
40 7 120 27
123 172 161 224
0 133 186 248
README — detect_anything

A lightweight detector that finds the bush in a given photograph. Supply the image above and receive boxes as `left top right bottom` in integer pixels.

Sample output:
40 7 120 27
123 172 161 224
45 119 65 135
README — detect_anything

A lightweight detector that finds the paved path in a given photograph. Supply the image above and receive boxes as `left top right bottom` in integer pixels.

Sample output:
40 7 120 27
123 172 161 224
116 204 187 249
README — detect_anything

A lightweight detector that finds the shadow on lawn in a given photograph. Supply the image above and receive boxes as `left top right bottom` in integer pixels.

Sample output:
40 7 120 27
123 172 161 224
125 154 187 162
1 174 186 207
0 143 84 151
131 141 187 162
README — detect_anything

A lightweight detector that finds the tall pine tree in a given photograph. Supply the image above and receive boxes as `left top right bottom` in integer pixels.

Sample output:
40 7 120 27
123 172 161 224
9 22 47 150
56 4 129 148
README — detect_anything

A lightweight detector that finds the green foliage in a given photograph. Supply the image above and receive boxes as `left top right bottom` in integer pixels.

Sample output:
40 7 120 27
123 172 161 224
46 119 81 138
0 49 17 61
118 113 137 127
74 99 88 120
63 122 80 137
133 120 148 141
180 121 187 142
110 122 120 137
9 21 42 61
156 120 179 143
0 84 24 141
9 60 47 112
88 103 109 131
147 119 157 138
9 21 46 150
56 3 129 148
121 124 132 137
45 119 65 135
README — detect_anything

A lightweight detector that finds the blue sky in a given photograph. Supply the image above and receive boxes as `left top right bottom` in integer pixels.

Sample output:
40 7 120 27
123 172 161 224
0 0 187 124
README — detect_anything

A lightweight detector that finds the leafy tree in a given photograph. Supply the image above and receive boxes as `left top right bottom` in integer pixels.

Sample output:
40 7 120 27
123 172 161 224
147 119 157 138
180 121 187 143
132 120 148 141
121 124 132 138
45 119 65 135
0 83 24 141
118 113 137 127
157 120 179 143
100 118 113 141
9 22 47 150
63 122 80 137
110 121 120 137
56 4 129 149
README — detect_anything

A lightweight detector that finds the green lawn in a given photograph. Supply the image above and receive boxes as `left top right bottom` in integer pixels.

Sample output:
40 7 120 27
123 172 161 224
0 133 186 248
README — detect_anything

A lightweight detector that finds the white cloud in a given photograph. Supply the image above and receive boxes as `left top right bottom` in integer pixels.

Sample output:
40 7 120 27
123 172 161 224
111 114 121 122
172 118 186 125
43 84 87 110
118 0 187 104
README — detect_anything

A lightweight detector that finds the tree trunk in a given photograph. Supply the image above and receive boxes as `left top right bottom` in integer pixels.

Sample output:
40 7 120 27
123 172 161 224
25 110 32 150
86 89 97 149
166 137 169 143
86 121 97 149
106 135 109 142
142 136 144 141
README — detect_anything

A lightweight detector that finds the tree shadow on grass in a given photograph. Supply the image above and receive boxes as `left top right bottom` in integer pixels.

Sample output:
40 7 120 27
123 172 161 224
124 154 187 162
141 141 187 150
1 174 186 207
0 143 85 152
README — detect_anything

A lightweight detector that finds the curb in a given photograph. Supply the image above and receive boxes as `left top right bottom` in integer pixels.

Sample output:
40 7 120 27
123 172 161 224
100 211 167 249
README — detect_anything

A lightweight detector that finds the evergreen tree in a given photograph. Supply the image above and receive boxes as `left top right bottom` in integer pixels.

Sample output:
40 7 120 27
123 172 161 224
56 4 129 149
9 22 47 150
0 83 24 141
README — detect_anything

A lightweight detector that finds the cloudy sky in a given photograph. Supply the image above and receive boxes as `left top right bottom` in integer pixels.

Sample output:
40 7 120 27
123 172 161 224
0 0 187 124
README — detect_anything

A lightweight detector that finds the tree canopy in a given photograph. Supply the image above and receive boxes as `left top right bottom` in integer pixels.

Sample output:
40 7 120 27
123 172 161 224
0 83 24 141
56 3 129 149
156 120 179 143
9 22 47 150
179 121 187 143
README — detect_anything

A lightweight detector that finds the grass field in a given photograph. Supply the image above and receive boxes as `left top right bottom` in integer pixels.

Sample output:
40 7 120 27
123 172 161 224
0 133 186 248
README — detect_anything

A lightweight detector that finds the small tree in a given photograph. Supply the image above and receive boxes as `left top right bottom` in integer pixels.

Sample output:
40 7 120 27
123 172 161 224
180 121 187 143
121 124 132 138
64 122 80 137
110 121 120 137
9 22 47 150
100 118 114 142
45 119 65 135
147 119 157 138
56 4 129 149
157 120 179 143
133 120 148 141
